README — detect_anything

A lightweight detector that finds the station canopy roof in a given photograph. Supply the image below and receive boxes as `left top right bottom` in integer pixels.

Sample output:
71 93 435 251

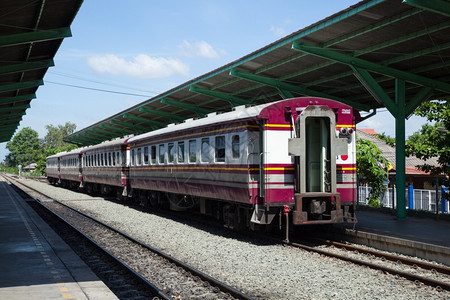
65 0 450 146
0 0 83 143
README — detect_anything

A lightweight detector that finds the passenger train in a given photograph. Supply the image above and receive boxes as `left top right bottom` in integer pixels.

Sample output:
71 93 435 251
47 97 358 229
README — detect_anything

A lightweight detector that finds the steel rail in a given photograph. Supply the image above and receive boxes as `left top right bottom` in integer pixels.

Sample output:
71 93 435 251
5 174 253 300
2 174 171 300
320 239 450 275
289 241 450 292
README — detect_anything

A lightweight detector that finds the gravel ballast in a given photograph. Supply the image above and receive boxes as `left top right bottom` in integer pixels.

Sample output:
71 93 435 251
20 178 450 300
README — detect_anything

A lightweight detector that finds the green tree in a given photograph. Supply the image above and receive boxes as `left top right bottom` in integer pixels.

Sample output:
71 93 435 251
406 100 449 199
44 122 77 149
356 138 390 207
6 127 42 167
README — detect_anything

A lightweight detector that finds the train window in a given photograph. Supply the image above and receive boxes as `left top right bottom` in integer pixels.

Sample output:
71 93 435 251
151 146 156 164
137 148 142 166
159 144 165 164
113 152 116 166
168 143 175 163
108 152 111 166
131 149 135 166
143 147 149 165
232 135 240 159
201 138 210 162
178 141 185 163
215 136 225 162
189 140 197 163
117 152 121 166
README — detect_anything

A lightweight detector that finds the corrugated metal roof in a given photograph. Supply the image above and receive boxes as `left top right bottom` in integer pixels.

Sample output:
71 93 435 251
0 0 83 143
65 0 450 146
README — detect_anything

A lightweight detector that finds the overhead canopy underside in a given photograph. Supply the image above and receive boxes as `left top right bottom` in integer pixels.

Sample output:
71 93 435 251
0 0 83 143
64 0 450 146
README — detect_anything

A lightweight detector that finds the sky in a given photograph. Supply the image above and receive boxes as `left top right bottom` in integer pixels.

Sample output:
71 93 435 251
0 0 429 161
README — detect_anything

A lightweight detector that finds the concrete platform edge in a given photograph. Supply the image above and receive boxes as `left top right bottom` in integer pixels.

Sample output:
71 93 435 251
14 193 119 299
333 228 450 266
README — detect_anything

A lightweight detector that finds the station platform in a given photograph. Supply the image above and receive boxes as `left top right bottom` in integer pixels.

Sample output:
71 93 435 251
335 209 450 264
0 177 118 299
352 209 450 247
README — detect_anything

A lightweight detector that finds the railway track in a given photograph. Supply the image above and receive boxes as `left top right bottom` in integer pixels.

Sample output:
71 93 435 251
288 238 450 292
4 174 253 300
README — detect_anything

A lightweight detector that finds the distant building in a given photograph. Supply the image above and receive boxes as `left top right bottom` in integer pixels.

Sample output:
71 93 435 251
357 129 442 189
23 163 37 173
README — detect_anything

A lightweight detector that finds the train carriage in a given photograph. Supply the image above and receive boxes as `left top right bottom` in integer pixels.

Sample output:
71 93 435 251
46 152 62 184
126 97 358 227
81 137 129 196
46 148 82 188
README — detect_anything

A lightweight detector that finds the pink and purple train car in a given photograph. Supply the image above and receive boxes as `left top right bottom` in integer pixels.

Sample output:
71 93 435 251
47 97 358 228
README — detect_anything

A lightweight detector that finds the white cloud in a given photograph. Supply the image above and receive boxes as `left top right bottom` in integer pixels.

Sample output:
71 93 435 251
270 25 286 38
179 40 220 58
87 54 190 79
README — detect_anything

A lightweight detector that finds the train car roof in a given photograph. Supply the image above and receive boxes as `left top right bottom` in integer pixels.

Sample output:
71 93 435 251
46 147 82 159
127 102 274 143
82 137 130 152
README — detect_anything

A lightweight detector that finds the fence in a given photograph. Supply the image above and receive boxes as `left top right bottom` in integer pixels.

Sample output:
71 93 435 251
358 186 449 213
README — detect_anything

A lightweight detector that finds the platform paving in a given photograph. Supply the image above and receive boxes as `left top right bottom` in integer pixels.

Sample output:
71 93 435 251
0 177 118 299
352 209 450 248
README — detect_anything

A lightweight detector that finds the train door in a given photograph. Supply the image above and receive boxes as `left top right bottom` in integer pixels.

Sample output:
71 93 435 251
289 105 348 224
305 117 331 193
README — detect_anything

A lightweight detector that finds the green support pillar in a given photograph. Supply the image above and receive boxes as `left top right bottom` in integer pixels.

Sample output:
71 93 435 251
395 79 406 220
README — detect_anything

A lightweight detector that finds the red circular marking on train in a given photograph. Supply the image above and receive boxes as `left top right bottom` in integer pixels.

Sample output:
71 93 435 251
341 155 348 161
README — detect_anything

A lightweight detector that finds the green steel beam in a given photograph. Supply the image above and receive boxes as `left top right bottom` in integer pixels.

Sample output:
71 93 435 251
0 80 44 93
0 60 54 75
100 124 134 135
277 88 294 99
123 114 165 128
160 98 210 117
230 68 371 111
0 27 72 47
0 124 18 130
0 117 22 124
207 8 423 101
73 134 103 143
110 119 149 133
403 0 450 17
85 130 108 139
352 66 397 116
0 93 36 105
91 127 120 138
395 79 407 220
301 20 450 93
292 42 450 94
73 134 102 143
0 104 30 112
189 85 252 106
405 86 433 117
139 107 185 122
0 111 27 118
